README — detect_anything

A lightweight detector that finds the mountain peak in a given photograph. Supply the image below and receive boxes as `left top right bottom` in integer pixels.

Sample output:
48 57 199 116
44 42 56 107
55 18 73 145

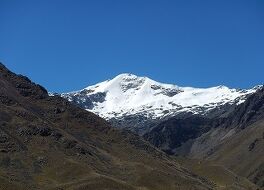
62 74 259 126
111 73 150 84
115 73 140 78
84 73 156 95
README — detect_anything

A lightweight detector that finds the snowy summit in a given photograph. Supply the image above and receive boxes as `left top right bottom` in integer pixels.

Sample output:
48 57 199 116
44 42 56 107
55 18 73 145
61 73 259 120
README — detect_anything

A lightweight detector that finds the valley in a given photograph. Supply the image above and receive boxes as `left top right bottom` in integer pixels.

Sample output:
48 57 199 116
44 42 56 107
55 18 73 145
0 63 262 189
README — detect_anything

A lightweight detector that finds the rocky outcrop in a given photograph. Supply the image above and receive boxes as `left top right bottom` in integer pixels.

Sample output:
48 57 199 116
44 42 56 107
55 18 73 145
0 63 48 99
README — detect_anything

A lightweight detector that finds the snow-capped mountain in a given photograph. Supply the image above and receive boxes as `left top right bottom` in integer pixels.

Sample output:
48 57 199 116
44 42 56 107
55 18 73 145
61 73 260 123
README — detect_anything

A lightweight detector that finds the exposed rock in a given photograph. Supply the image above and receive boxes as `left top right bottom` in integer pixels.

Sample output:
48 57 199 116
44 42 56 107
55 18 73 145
248 139 259 151
51 131 63 141
17 127 33 136
35 126 52 136
61 138 77 149
144 117 212 154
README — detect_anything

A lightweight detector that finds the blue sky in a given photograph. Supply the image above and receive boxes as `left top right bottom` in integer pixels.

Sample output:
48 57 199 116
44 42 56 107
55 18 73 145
0 0 263 92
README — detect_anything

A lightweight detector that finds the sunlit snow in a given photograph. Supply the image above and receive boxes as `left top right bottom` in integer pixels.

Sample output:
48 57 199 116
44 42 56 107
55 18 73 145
62 73 260 120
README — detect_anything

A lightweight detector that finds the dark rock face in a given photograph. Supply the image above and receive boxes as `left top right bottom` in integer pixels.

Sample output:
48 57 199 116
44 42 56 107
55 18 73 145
144 87 264 156
120 79 145 92
224 87 264 129
34 126 52 136
248 138 260 151
109 114 160 135
144 117 212 154
62 90 106 110
18 125 50 137
150 84 183 97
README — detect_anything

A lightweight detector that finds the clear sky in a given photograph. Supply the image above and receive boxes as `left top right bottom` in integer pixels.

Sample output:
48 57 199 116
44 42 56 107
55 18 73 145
0 0 263 93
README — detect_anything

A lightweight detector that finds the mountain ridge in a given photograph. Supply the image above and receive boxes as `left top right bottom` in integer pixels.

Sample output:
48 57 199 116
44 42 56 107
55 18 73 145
60 73 262 134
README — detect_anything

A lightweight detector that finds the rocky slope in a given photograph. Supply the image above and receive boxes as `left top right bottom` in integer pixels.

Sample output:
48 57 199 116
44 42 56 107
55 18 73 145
61 73 260 134
144 87 264 187
0 62 237 190
144 86 264 155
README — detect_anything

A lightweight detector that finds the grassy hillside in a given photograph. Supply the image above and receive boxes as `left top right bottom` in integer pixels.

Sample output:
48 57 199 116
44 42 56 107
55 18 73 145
206 119 264 188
